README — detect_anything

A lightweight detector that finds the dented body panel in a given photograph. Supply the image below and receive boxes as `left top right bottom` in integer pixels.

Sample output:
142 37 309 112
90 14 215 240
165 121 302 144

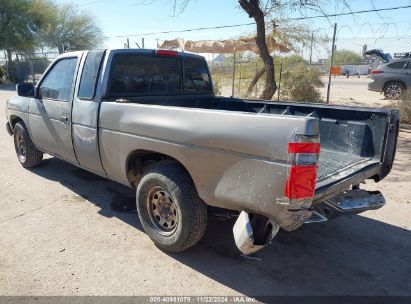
98 101 319 227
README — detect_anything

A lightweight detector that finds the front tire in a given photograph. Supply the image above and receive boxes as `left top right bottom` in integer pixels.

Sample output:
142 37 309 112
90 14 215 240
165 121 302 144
384 82 405 100
13 122 43 168
136 162 207 253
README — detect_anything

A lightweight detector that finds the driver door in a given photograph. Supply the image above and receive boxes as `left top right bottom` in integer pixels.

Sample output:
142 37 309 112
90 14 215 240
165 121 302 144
29 54 81 164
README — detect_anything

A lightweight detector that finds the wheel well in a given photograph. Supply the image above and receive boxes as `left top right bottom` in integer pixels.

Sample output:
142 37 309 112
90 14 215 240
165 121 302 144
383 80 407 90
9 115 23 128
126 150 194 187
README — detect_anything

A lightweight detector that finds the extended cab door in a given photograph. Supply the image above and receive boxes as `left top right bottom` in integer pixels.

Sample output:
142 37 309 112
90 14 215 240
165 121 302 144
29 53 82 164
71 50 107 175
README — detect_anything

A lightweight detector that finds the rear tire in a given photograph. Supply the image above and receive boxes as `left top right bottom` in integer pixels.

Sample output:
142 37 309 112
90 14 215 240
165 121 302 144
13 122 43 168
136 162 207 253
383 81 405 100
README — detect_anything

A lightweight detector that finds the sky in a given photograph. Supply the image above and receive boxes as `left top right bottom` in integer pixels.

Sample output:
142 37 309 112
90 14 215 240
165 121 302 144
53 0 411 60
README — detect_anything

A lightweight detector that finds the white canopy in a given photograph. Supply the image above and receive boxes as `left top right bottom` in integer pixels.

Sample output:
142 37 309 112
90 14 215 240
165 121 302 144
159 37 291 54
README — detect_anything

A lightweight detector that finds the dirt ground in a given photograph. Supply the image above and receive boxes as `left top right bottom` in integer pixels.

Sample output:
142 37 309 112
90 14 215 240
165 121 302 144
221 74 393 107
321 76 392 106
0 85 410 297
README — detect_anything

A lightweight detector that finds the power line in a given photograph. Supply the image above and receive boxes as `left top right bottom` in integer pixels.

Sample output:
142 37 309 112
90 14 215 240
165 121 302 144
290 4 411 20
105 22 255 38
78 0 112 6
104 4 411 39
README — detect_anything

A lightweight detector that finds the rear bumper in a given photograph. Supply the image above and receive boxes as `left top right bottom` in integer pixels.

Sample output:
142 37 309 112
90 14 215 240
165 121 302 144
368 79 383 92
306 189 385 223
6 121 13 136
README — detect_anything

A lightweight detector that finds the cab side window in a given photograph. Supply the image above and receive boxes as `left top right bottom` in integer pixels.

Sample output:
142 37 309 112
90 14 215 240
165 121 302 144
78 50 105 100
39 57 78 101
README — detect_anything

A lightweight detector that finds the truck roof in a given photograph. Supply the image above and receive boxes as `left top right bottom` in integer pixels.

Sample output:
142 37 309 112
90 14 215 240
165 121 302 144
62 48 206 59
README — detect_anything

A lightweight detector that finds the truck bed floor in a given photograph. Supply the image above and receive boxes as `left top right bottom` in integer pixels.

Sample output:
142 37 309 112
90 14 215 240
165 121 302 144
317 150 373 181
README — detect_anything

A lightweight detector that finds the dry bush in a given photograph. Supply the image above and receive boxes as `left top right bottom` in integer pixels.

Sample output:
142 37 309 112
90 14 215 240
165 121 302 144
213 79 222 96
280 63 324 103
388 90 411 124
0 65 4 83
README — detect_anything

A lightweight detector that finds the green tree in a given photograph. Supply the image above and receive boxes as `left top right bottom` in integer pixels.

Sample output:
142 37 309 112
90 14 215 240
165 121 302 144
0 0 51 79
42 3 103 54
331 49 363 65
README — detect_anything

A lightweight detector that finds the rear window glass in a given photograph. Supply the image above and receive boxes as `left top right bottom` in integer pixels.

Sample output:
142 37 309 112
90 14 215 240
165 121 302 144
78 50 105 100
387 61 406 69
183 57 211 93
149 57 180 93
108 54 180 96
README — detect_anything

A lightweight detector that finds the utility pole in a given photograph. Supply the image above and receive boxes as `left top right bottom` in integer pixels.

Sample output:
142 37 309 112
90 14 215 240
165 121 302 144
277 61 283 101
231 52 236 97
309 32 314 65
326 23 337 104
142 38 145 49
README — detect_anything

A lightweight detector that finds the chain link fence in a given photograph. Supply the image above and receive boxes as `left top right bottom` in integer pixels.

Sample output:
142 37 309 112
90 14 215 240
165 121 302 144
1 34 410 112
0 51 58 84
210 36 410 107
11 58 51 84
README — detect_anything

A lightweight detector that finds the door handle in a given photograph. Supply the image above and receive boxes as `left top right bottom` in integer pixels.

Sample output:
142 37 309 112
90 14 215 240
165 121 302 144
59 116 70 127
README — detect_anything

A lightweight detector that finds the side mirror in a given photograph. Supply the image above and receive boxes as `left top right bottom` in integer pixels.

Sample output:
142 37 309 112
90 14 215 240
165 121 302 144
16 83 35 98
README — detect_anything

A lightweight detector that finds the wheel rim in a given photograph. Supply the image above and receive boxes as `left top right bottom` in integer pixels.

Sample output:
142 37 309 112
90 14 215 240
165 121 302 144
386 84 402 99
15 130 26 162
146 186 179 236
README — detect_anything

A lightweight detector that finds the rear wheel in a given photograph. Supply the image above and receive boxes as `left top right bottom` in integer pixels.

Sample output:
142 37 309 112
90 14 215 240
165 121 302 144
136 162 207 252
13 122 43 168
384 82 405 100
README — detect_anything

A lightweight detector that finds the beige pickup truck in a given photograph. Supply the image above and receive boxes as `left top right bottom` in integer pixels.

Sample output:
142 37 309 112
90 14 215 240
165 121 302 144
6 49 399 254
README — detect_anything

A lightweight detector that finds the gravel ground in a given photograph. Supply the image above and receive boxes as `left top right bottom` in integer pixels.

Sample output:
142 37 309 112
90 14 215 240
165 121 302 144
0 85 410 297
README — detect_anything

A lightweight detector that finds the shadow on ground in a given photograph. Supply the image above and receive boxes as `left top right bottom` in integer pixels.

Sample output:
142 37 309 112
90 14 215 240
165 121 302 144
29 157 411 297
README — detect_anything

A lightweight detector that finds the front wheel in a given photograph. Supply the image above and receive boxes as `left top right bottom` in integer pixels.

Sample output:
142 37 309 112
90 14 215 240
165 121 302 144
136 162 207 253
13 122 43 168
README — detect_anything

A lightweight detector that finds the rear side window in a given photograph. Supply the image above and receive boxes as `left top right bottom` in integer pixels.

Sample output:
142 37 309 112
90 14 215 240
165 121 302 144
387 61 406 69
108 54 180 96
183 57 211 93
78 50 105 100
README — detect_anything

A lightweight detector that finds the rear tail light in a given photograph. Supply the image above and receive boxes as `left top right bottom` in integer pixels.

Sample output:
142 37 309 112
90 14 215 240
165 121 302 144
284 135 319 205
155 49 178 57
371 69 384 74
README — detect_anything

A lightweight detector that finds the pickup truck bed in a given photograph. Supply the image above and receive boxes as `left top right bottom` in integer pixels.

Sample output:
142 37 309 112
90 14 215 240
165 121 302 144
115 94 397 194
